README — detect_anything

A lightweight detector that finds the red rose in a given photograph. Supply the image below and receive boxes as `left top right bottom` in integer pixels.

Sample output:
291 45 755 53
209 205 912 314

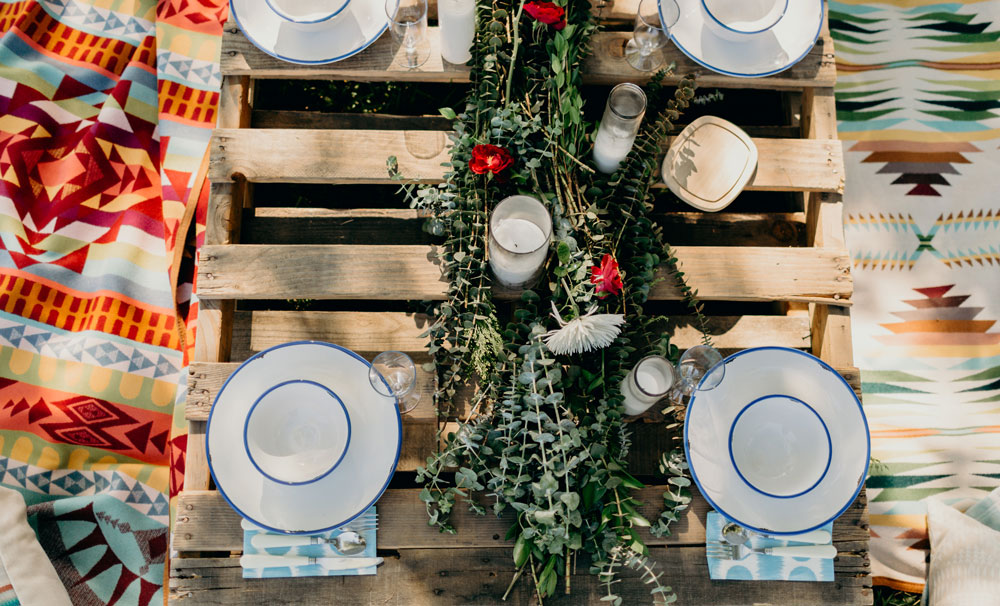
469 144 514 176
591 254 623 297
524 1 566 30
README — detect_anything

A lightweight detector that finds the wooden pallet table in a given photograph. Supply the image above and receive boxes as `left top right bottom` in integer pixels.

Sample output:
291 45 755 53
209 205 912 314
171 2 871 603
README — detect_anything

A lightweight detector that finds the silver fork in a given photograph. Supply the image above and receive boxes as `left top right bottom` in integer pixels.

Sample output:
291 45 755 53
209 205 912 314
706 541 837 561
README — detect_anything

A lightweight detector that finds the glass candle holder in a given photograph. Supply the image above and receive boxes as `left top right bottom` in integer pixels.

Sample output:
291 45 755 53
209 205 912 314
621 355 677 416
593 83 647 174
438 0 475 64
488 195 552 288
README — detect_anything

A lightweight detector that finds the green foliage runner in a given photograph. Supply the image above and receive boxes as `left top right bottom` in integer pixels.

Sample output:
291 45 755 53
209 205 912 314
389 0 711 601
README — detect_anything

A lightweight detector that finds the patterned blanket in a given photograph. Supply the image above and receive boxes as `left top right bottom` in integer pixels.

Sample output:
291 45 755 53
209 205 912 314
0 0 225 602
831 0 1000 592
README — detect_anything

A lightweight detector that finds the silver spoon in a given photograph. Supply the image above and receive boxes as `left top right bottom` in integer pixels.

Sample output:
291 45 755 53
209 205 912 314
721 522 831 546
251 530 367 554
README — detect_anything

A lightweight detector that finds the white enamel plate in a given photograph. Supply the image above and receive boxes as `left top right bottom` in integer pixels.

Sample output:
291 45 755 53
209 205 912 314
684 347 869 534
230 0 389 65
207 341 401 534
662 0 824 78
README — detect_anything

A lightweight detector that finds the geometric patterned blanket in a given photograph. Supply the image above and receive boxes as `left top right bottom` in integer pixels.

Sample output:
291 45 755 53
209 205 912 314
0 0 225 602
831 0 1000 592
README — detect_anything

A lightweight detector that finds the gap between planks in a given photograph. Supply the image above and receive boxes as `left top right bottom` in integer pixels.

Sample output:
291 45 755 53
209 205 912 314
209 129 845 194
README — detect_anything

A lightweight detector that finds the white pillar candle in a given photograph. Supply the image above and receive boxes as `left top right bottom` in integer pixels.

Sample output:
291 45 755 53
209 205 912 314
593 83 646 174
488 195 551 288
592 126 638 174
438 0 475 64
621 355 676 416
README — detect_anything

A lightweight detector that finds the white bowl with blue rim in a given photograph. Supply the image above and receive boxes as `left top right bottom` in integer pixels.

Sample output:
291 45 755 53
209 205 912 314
661 0 824 78
264 0 352 30
230 0 389 65
207 341 401 534
684 346 869 535
701 0 788 42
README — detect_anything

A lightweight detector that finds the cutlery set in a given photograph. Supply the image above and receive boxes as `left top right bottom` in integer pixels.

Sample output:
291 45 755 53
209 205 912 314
240 512 380 570
707 521 837 562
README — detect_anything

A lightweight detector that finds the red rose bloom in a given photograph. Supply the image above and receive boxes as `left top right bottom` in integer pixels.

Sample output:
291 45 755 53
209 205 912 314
591 254 623 297
524 1 566 30
469 144 514 177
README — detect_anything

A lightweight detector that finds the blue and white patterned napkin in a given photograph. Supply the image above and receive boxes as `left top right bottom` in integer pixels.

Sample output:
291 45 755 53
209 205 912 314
241 507 377 579
706 512 834 582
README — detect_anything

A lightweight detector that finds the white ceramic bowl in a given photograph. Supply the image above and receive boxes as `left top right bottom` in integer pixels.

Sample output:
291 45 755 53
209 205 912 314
701 0 788 41
685 347 869 535
244 379 351 485
264 0 351 28
207 341 401 534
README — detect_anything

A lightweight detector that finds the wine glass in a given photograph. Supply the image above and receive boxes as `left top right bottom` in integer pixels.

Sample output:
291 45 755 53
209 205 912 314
368 351 421 414
673 345 725 399
625 0 679 71
385 0 430 69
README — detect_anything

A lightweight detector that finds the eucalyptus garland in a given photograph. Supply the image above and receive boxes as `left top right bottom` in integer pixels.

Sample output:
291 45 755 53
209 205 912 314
387 0 712 601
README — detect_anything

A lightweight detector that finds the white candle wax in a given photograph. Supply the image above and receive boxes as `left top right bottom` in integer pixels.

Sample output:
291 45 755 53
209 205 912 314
489 218 548 286
439 0 475 64
621 358 674 415
593 125 637 174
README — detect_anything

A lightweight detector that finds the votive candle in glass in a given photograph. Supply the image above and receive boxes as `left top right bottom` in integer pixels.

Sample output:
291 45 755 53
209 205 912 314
593 83 647 174
621 355 677 416
438 0 475 64
488 195 552 288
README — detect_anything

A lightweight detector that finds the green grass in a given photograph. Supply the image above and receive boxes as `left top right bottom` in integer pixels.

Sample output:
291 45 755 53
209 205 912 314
874 587 922 606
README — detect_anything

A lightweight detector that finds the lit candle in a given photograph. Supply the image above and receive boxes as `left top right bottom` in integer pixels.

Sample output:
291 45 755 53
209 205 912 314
621 355 677 416
438 0 475 64
593 83 647 174
488 195 552 288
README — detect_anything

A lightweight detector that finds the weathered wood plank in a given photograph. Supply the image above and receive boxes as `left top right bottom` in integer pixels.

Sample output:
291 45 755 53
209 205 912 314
173 488 870 552
209 129 844 193
170 547 871 606
184 313 812 421
187 360 438 422
243 208 806 248
195 245 852 304
221 25 835 90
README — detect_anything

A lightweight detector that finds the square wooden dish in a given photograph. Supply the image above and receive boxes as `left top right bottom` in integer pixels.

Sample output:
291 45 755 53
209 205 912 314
662 115 758 212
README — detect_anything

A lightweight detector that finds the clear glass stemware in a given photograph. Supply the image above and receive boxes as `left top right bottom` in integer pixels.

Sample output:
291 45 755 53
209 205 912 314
385 0 430 69
625 0 679 72
368 350 421 414
673 344 725 399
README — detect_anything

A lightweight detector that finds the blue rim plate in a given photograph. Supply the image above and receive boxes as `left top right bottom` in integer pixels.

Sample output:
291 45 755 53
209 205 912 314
684 346 870 535
230 0 389 65
207 341 402 534
661 0 824 78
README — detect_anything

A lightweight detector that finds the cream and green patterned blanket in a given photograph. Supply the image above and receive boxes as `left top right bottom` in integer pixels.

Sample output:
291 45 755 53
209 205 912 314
831 0 1000 592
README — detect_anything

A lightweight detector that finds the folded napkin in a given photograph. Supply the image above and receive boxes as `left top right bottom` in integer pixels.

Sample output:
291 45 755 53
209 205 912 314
706 512 834 582
241 507 377 579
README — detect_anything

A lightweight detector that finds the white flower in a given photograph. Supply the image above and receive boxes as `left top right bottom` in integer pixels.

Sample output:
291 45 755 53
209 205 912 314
542 302 625 356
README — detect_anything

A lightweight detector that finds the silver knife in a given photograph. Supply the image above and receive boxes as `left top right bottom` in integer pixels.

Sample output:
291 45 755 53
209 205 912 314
240 555 383 570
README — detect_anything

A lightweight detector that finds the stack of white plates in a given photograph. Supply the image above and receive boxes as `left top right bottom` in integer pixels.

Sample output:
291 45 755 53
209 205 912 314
661 0 825 78
207 341 401 534
685 347 869 534
230 0 389 64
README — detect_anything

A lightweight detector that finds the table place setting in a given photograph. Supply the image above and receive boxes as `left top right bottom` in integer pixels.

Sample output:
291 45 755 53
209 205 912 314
240 508 381 578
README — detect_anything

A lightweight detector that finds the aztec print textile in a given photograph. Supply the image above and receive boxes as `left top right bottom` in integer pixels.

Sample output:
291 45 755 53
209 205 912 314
0 0 226 601
831 0 1000 592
